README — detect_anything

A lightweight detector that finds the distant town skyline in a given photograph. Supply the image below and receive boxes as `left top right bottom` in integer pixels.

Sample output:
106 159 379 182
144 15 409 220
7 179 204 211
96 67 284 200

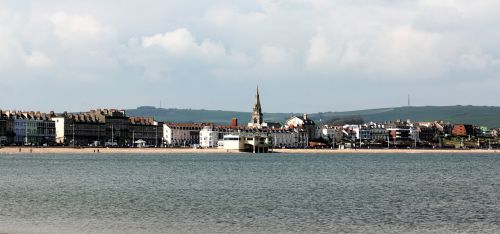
1 1 500 113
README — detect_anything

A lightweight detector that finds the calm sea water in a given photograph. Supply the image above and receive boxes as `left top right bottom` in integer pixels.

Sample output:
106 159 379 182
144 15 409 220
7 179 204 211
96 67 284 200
1 153 500 234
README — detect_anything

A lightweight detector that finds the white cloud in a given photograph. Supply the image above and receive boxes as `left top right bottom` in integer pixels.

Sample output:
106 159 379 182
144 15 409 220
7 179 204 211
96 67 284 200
142 28 227 58
3 1 500 111
369 25 445 75
0 30 24 69
199 40 226 58
260 46 287 65
25 51 53 68
142 28 195 54
306 30 331 66
205 6 266 27
339 40 366 68
49 11 113 45
459 52 500 70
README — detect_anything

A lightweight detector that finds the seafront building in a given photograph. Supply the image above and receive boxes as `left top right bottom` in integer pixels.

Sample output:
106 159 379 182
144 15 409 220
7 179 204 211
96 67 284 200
0 110 56 146
1 87 499 149
285 114 317 142
386 121 412 143
129 117 162 147
1 100 497 149
223 132 272 153
199 126 219 148
217 87 306 151
51 109 163 147
52 111 106 146
0 110 15 145
163 123 208 147
53 109 121 146
269 129 307 148
103 109 130 146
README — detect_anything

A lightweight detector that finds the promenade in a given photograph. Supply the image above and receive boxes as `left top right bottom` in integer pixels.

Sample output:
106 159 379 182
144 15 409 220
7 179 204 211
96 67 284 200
1 147 499 154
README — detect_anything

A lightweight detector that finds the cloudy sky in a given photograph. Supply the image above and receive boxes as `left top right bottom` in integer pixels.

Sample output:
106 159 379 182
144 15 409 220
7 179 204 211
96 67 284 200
1 0 500 113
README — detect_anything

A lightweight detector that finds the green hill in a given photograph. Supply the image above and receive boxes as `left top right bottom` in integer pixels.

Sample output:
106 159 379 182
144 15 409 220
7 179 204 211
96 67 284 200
127 105 500 128
310 106 500 127
126 106 295 124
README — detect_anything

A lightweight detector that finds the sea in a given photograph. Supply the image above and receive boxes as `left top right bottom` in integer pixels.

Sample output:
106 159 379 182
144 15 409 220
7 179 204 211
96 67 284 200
0 153 499 234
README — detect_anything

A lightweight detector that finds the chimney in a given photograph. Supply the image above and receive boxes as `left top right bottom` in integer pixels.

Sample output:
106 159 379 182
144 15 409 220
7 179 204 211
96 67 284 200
231 118 238 127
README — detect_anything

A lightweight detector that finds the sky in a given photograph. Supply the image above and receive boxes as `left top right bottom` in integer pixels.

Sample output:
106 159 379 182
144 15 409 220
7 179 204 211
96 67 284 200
1 0 500 113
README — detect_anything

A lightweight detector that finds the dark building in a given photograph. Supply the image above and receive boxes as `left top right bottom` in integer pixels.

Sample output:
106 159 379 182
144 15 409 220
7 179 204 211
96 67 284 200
129 117 162 147
59 111 106 146
418 126 438 143
370 128 388 142
0 112 15 145
103 109 129 146
56 109 130 146
441 122 454 136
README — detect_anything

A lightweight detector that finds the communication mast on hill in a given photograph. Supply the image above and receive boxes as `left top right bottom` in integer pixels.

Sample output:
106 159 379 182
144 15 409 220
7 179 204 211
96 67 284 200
407 94 411 107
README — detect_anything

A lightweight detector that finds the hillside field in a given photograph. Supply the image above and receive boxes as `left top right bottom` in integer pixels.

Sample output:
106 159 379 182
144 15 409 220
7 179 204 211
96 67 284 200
126 105 500 128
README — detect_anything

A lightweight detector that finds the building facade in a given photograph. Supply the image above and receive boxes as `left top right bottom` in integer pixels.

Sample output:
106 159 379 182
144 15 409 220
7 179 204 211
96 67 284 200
0 111 15 145
60 112 106 146
2 111 56 146
163 123 206 147
199 126 219 148
269 129 307 148
285 114 317 142
222 132 272 152
104 110 129 146
53 109 139 147
129 117 162 147
452 124 474 137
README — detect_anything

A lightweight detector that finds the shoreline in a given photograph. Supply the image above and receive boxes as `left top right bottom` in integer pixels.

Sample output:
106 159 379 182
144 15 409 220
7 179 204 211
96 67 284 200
0 147 499 155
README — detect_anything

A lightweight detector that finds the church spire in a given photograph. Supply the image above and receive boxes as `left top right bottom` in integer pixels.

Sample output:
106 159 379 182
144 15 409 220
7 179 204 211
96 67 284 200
254 86 261 111
250 86 263 127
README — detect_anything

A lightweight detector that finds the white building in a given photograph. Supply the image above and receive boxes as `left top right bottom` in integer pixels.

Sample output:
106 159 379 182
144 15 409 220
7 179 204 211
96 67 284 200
285 114 317 140
269 129 307 148
199 126 219 148
51 117 65 144
343 125 361 139
163 123 205 147
319 127 336 144
222 134 245 150
222 132 272 153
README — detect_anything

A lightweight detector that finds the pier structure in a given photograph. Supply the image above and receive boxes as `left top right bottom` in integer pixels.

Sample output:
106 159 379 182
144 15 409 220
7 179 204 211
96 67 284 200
222 132 272 153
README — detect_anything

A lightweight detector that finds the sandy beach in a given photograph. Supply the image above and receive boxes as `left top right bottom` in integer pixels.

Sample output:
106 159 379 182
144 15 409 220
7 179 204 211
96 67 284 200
1 147 499 155
274 148 500 154
0 147 230 154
